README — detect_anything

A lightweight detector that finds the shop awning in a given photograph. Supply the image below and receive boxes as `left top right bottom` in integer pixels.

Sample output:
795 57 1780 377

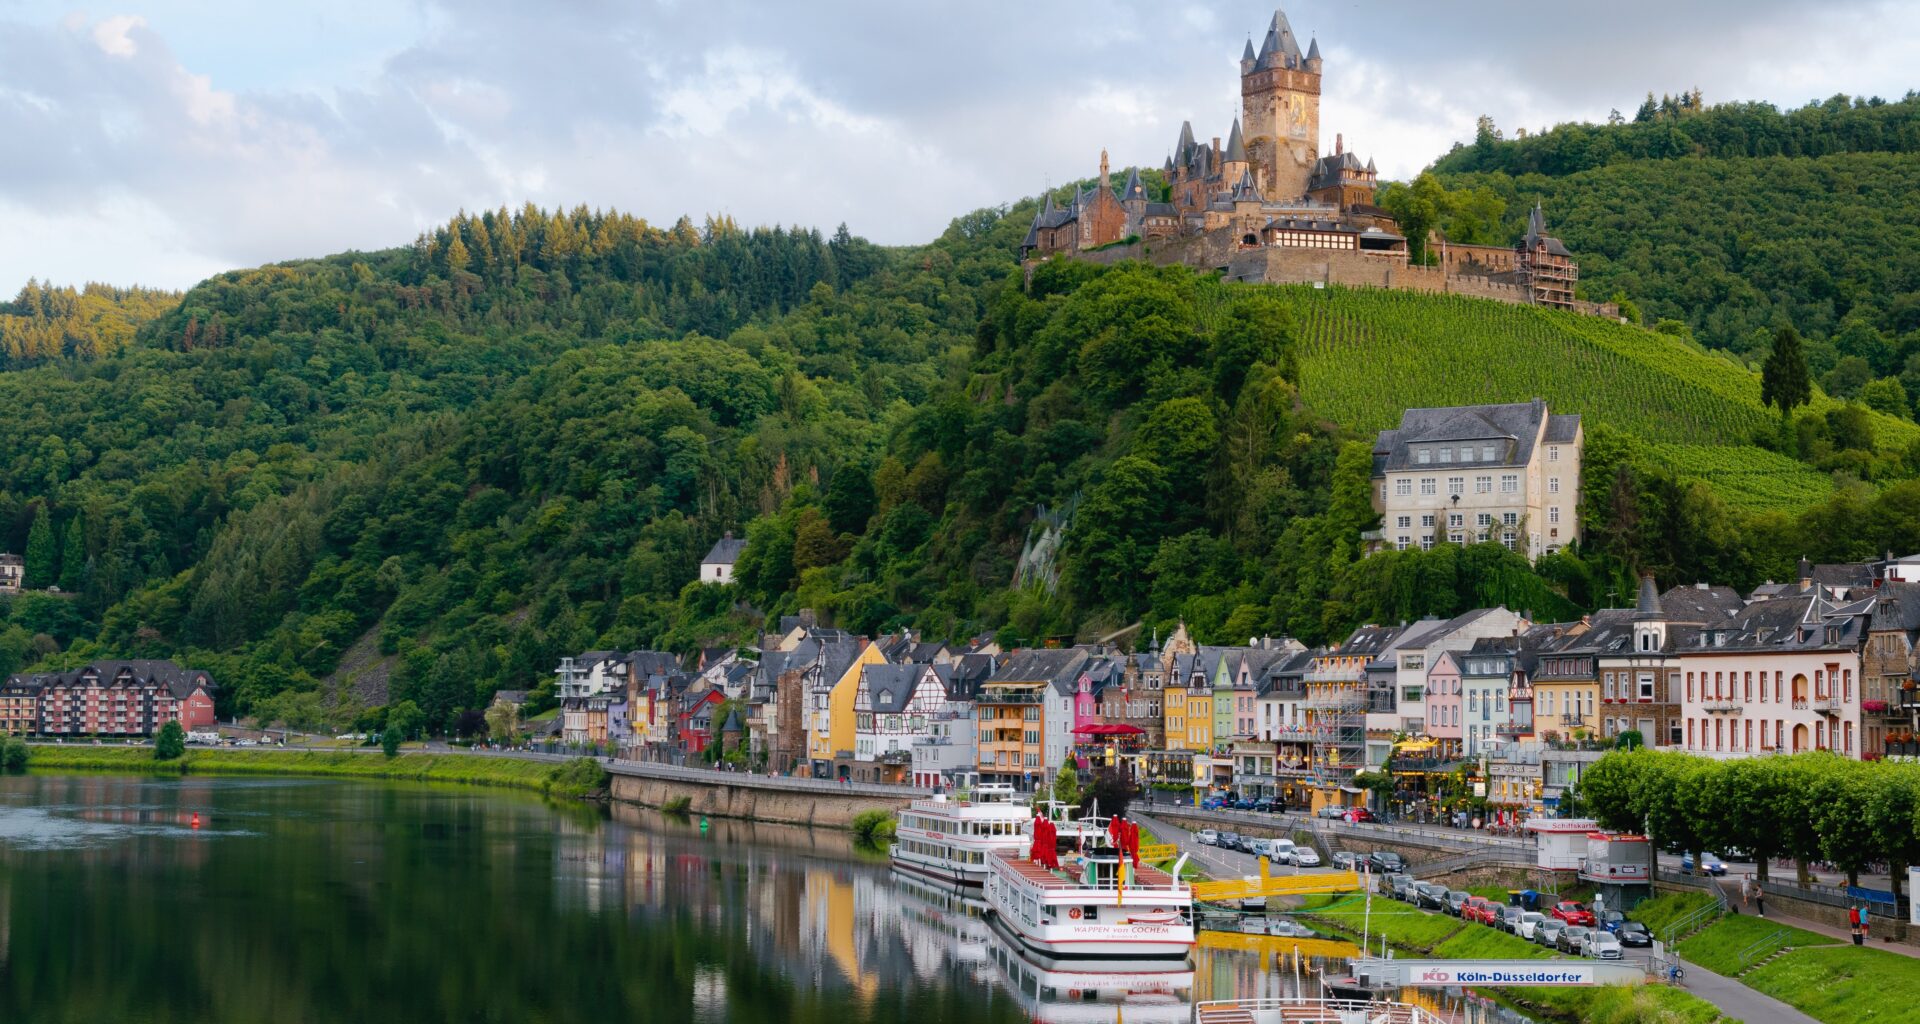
1072 723 1145 736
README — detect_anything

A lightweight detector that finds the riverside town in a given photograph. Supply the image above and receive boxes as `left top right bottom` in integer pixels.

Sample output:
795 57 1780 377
8 4 1920 1024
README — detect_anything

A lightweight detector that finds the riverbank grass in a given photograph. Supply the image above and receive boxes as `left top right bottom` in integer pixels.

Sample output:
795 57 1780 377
24 745 606 798
1744 945 1920 1024
1629 890 1723 939
1677 913 1836 975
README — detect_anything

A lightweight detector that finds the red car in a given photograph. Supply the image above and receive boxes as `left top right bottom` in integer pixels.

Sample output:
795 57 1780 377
1551 901 1596 927
1342 808 1376 823
1461 898 1498 924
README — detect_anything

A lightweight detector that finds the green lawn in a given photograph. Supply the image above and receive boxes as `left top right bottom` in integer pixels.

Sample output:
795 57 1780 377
1744 945 1920 1024
1519 984 1734 1024
1677 914 1836 976
1630 890 1723 940
1432 926 1550 960
1296 894 1466 952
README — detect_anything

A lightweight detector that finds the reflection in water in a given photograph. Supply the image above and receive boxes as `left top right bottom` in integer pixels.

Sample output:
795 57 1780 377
1 775 1533 1024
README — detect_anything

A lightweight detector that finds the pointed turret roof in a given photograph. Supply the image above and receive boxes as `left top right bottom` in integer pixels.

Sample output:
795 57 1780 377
1243 37 1256 62
1163 152 1174 174
1306 37 1321 62
1256 9 1305 68
1231 168 1262 202
1633 575 1664 621
1224 118 1248 163
1176 120 1196 161
1120 166 1146 202
1365 156 1376 173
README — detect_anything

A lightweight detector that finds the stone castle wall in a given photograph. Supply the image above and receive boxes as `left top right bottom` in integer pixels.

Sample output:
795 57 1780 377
1035 229 1620 320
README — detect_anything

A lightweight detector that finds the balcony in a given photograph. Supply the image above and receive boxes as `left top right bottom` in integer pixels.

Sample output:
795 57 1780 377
1700 699 1744 714
1812 697 1842 715
978 689 1045 705
1305 693 1367 711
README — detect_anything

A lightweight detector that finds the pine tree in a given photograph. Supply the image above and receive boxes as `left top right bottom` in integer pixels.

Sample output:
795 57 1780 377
58 512 86 591
23 505 55 589
444 234 470 275
1761 326 1812 413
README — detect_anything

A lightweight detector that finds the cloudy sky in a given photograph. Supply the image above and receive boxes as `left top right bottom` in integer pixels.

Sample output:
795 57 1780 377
3 1 1917 290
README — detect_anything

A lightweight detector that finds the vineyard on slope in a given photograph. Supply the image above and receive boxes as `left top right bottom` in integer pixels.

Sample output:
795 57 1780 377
1280 286 1912 512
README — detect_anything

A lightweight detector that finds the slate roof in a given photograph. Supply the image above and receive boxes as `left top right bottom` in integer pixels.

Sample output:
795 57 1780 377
1254 9 1306 69
862 664 921 713
1120 167 1149 203
9 660 217 699
1372 400 1572 475
702 534 747 566
986 648 1089 694
493 690 529 706
1657 584 1744 625
1337 624 1404 658
1523 204 1572 257
1224 118 1248 163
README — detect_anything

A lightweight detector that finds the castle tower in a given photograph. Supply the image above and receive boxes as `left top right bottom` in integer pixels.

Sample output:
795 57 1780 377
1241 9 1321 202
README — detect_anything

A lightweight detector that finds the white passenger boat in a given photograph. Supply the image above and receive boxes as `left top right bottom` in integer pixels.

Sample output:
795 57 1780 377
889 783 1035 890
983 812 1195 961
987 924 1193 1024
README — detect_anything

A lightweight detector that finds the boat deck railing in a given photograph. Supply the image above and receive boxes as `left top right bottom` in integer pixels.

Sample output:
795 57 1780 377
1193 997 1449 1024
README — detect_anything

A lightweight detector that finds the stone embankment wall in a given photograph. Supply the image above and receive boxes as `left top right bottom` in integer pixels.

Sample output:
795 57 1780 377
607 762 918 829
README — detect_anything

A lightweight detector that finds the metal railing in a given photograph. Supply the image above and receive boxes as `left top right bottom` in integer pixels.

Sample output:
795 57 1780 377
1193 997 1448 1024
608 759 931 798
1736 929 1788 972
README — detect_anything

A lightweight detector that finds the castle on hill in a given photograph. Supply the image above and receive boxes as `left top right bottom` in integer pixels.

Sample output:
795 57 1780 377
1023 9 1597 315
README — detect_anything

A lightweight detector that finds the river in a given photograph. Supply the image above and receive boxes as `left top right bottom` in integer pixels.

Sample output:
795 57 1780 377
0 773 1533 1023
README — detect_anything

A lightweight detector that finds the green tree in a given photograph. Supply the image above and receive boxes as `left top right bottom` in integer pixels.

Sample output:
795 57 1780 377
381 725 402 758
153 720 186 761
1378 173 1445 263
485 700 521 743
1859 377 1910 419
823 465 876 535
1051 764 1082 809
1 735 27 771
1760 326 1812 414
58 512 86 592
23 505 55 589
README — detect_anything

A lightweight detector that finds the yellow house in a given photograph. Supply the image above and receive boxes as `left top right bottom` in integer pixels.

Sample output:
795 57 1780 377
809 642 886 766
1164 681 1189 751
1162 649 1219 753
1532 634 1599 741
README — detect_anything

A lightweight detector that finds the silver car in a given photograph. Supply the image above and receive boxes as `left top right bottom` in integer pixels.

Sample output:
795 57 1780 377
1292 847 1322 867
1587 931 1624 960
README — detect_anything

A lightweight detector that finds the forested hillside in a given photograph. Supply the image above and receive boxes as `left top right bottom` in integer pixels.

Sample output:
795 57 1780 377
1423 94 1920 408
1 281 179 366
6 170 1920 737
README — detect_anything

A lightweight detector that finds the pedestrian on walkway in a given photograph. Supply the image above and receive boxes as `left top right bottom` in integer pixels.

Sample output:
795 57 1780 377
1740 876 1752 906
1862 906 1871 943
1755 886 1765 918
1849 905 1863 945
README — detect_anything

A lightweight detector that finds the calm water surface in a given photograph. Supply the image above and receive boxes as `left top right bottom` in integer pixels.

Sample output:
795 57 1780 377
0 774 1528 1023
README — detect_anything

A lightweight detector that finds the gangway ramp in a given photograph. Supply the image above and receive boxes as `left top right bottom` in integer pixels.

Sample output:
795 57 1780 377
1189 859 1363 903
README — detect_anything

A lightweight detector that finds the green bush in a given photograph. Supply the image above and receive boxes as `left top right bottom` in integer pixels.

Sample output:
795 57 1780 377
849 809 897 846
544 757 609 798
660 795 692 815
1 735 27 771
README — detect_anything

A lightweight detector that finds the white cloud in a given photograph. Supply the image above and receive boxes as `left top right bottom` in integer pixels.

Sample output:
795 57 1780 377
1 1 1917 291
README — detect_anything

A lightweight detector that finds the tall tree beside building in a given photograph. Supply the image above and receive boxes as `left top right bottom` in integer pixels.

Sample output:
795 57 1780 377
59 513 86 592
23 505 55 589
153 720 186 761
1761 326 1812 414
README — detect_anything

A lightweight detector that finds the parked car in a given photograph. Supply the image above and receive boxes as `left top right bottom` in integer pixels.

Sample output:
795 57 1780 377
1461 898 1498 924
1681 852 1729 876
1515 911 1548 939
1317 805 1346 819
1291 847 1322 867
1390 875 1418 902
1379 872 1410 897
1499 907 1526 933
1534 920 1567 948
1551 901 1596 927
1217 832 1242 850
1342 808 1376 824
1444 890 1471 916
1615 921 1653 948
1367 851 1407 874
1556 925 1594 955
1267 839 1297 864
1234 797 1257 810
1587 931 1624 960
1195 830 1220 846
1331 851 1360 870
1413 882 1449 910
1251 798 1276 813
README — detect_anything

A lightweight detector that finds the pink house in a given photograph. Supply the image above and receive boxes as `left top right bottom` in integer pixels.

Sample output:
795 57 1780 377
1425 650 1463 756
